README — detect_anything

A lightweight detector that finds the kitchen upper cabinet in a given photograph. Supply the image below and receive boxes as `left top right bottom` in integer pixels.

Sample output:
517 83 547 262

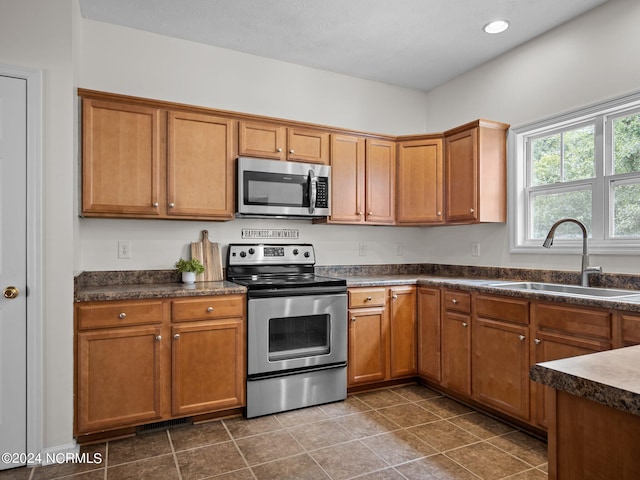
440 290 472 396
366 139 396 224
531 301 611 429
238 120 330 164
417 287 441 382
473 295 530 421
81 93 236 221
167 111 235 218
389 286 417 378
396 137 444 225
348 287 389 386
82 98 162 216
328 134 366 223
444 120 508 224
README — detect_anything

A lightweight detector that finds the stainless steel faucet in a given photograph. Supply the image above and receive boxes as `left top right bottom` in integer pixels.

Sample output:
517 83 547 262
542 218 602 287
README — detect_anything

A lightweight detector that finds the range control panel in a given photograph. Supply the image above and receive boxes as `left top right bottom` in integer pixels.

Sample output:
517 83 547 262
227 244 315 266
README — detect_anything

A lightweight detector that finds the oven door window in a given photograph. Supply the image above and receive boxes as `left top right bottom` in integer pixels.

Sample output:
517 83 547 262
268 314 330 361
244 171 309 207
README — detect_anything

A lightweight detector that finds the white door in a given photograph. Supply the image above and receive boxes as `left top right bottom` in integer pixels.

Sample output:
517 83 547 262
0 75 27 470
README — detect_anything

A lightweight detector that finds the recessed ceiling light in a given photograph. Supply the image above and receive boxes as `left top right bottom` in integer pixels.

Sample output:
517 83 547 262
483 20 510 34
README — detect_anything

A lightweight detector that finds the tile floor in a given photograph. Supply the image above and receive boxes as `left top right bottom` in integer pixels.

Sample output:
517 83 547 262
1 385 548 480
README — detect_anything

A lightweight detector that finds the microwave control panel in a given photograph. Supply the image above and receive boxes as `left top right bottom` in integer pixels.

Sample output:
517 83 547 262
316 177 329 208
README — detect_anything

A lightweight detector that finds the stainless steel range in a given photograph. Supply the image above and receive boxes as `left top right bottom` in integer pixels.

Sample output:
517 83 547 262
227 243 348 418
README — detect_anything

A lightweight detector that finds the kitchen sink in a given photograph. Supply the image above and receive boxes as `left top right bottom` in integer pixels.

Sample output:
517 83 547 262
487 281 640 299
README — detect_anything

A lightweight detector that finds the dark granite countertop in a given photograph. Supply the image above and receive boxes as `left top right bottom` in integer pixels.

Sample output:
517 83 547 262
530 345 640 416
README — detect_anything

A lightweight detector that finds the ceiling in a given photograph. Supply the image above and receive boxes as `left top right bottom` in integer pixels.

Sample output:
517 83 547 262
78 0 609 92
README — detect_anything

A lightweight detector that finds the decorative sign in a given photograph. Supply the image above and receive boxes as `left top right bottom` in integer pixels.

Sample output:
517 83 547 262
241 228 300 239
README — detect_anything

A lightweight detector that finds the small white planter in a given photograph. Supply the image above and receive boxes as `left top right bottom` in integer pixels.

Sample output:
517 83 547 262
182 271 196 284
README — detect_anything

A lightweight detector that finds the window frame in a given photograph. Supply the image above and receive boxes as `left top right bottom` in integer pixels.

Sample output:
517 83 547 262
509 89 640 255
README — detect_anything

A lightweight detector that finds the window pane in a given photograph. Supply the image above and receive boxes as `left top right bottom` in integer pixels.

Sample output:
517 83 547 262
612 182 640 237
531 134 560 186
563 125 595 181
613 112 640 174
530 190 592 239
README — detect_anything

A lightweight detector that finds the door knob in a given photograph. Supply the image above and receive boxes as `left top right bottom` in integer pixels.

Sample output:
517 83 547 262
3 286 19 299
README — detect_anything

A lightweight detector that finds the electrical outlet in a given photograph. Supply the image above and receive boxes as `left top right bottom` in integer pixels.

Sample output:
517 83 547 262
358 242 367 256
471 242 480 257
118 240 132 259
395 242 403 256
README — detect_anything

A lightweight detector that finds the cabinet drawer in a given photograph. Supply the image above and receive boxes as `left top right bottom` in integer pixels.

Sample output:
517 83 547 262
172 295 244 322
76 300 163 330
475 295 529 325
349 288 386 308
534 303 611 340
443 290 471 313
621 314 640 346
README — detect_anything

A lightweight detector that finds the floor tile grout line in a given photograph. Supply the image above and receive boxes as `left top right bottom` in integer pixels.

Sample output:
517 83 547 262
220 417 258 480
103 442 108 480
440 450 486 480
166 428 183 480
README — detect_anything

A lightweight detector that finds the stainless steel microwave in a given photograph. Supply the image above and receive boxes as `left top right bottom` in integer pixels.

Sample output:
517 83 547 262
236 157 331 218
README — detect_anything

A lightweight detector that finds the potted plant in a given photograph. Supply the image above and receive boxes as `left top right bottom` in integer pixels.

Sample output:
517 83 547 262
174 257 205 284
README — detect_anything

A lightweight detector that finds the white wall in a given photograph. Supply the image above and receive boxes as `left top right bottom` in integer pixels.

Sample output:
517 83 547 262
78 20 431 271
0 0 76 450
422 0 640 274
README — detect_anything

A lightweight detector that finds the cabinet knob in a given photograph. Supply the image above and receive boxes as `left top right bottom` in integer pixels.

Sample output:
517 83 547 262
277 148 283 152
366 296 372 301
437 211 442 216
519 335 526 341
289 149 295 154
452 299 459 304
357 211 363 216
152 202 159 207
462 322 468 328
207 306 214 312
392 294 398 300
534 338 542 345
368 212 373 216
351 317 356 322
469 208 475 213
174 334 180 340
155 335 162 341
118 312 127 319
168 203 175 208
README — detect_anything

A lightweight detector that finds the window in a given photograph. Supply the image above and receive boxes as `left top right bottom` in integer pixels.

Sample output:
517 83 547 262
511 91 640 253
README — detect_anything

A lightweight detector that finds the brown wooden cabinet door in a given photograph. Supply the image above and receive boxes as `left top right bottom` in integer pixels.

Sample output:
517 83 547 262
77 326 162 434
445 127 478 223
365 138 396 224
82 99 162 216
329 134 366 223
396 138 444 224
167 111 235 219
417 287 441 382
441 311 471 396
473 318 530 420
172 318 245 416
287 127 330 164
348 307 389 386
389 286 417 378
531 330 608 429
238 121 286 160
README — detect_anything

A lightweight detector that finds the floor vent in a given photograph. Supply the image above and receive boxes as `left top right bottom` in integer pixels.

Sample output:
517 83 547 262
137 417 192 433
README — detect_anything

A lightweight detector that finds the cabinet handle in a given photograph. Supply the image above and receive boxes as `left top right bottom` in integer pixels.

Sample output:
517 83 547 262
168 203 175 208
155 335 162 341
277 148 283 152
452 299 459 304
392 294 398 300
351 317 356 322
289 149 295 154
152 202 159 207
207 306 214 312
118 312 126 319
469 208 475 213
462 322 468 327
519 335 526 341
534 338 541 345
174 334 180 340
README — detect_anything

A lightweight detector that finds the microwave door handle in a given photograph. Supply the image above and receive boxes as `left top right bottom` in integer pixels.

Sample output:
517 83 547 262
308 170 317 214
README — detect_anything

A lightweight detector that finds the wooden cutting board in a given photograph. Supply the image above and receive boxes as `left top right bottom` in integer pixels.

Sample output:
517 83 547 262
190 230 223 282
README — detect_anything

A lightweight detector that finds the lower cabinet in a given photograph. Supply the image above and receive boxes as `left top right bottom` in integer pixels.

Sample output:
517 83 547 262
347 286 416 387
75 295 246 437
440 290 472 396
417 287 441 382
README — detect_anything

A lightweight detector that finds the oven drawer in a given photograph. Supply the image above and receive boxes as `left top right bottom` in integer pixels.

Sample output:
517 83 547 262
349 288 386 308
172 295 244 322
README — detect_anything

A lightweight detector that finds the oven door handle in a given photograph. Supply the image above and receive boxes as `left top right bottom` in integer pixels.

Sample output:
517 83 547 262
308 169 317 215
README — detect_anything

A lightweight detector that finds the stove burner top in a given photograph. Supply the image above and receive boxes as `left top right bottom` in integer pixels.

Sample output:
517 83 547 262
229 273 346 290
